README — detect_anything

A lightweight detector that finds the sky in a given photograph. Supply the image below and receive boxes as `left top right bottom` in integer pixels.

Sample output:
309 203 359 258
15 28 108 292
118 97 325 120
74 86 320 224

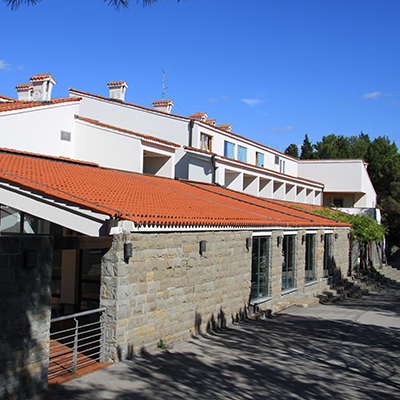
1 0 400 153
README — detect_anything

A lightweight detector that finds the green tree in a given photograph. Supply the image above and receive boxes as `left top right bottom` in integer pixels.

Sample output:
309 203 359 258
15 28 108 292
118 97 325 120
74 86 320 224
314 134 351 159
348 132 370 159
284 143 299 158
300 134 315 160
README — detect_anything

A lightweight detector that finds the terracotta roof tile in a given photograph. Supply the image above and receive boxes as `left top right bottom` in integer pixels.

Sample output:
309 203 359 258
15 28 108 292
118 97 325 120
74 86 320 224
0 94 16 102
29 73 56 82
0 97 81 113
0 150 349 229
152 100 173 105
107 81 127 87
15 83 33 89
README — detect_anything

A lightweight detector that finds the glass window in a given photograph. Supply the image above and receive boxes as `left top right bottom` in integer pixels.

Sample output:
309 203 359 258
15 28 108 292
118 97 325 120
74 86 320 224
282 235 296 290
0 205 21 234
256 152 264 167
323 233 333 277
279 160 286 174
305 234 316 282
200 133 212 152
250 236 271 301
224 141 235 159
237 146 247 163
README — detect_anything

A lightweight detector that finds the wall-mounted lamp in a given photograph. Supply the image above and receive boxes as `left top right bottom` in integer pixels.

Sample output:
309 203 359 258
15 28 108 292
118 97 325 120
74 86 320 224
124 243 132 263
302 235 306 245
246 237 252 251
321 234 324 242
24 250 36 269
277 236 282 246
199 240 207 256
335 233 339 240
348 232 351 240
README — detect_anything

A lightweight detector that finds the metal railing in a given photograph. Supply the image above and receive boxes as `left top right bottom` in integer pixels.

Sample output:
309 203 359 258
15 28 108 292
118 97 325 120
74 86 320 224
49 307 106 379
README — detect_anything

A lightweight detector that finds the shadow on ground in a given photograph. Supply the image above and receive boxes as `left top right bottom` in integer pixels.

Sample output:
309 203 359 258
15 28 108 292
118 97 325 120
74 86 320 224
43 285 400 400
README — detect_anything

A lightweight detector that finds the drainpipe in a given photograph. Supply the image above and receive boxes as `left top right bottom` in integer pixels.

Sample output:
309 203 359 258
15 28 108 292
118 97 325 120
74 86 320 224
211 154 217 184
189 119 194 148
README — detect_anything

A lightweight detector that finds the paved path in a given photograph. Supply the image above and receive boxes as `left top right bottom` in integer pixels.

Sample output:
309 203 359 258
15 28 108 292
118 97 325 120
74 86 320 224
42 284 400 400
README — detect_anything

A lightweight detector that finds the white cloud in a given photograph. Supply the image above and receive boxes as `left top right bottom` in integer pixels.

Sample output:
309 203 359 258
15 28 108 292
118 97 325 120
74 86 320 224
206 98 219 103
0 60 10 71
385 93 400 97
241 98 261 106
361 91 382 99
269 126 296 132
387 101 399 106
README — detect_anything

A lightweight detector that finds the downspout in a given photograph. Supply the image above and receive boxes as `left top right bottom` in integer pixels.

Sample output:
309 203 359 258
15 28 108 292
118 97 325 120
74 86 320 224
189 119 194 148
211 154 217 184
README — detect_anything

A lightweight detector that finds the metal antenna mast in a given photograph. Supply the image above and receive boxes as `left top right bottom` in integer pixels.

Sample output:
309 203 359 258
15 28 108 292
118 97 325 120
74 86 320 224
162 70 168 99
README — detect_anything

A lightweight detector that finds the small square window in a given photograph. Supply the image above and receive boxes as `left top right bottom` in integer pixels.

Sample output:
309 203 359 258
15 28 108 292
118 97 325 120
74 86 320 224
237 146 247 163
61 131 71 142
224 141 235 159
275 155 280 165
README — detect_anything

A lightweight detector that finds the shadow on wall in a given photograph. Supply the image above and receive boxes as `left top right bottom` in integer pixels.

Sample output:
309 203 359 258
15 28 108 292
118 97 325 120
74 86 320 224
0 236 53 400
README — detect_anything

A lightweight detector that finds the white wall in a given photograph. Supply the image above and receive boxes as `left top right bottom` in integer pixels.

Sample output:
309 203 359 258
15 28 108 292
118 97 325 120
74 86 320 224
298 160 377 208
0 102 79 158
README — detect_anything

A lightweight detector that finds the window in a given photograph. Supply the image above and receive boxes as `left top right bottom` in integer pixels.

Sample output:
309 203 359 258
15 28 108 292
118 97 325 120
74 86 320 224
256 152 264 167
333 196 344 207
323 233 333 277
250 236 271 301
60 130 71 142
237 145 247 163
200 133 212 152
275 155 280 165
224 141 235 159
282 235 296 290
305 234 316 282
279 160 286 174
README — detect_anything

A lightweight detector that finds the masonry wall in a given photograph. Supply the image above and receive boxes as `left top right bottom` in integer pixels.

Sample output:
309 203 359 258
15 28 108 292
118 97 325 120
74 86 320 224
100 231 252 360
100 227 351 362
0 236 52 400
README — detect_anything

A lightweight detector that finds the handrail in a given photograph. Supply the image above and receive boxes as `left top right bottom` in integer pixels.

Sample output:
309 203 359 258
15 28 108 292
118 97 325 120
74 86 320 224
51 307 106 323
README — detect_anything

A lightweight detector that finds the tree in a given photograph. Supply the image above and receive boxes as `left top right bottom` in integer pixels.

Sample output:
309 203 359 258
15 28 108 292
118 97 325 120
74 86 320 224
300 134 315 160
3 0 179 10
284 143 299 158
314 134 351 159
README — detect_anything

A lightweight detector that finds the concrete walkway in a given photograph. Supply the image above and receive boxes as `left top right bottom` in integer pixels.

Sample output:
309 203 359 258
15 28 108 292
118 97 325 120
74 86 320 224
42 284 400 400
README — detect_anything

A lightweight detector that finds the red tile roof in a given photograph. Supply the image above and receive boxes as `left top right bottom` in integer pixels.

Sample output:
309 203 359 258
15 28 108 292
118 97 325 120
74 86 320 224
189 112 208 120
30 73 56 82
0 94 16 102
75 116 180 148
15 83 33 89
152 100 173 106
107 81 127 87
0 97 81 113
0 149 348 229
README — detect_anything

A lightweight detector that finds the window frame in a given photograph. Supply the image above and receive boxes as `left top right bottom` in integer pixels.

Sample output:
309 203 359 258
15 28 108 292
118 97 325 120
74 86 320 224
305 233 317 283
256 152 264 167
237 145 248 163
323 233 333 278
224 141 235 159
200 132 212 152
282 234 296 291
250 236 271 302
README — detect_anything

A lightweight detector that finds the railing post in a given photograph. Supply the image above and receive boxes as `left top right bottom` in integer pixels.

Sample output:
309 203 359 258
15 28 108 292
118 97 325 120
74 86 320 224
100 311 106 363
72 317 79 374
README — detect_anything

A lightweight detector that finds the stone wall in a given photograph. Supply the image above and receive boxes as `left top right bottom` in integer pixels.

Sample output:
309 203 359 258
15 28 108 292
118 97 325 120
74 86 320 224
0 236 52 400
100 227 351 361
101 231 252 360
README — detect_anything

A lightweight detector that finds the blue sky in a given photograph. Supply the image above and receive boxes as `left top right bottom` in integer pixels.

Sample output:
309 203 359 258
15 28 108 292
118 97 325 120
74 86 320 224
1 0 400 152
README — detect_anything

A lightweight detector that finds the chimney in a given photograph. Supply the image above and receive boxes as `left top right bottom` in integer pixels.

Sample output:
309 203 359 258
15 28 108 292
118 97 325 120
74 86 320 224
218 124 232 132
206 119 217 126
189 112 208 122
29 74 56 102
107 81 128 102
152 99 174 113
15 83 33 101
